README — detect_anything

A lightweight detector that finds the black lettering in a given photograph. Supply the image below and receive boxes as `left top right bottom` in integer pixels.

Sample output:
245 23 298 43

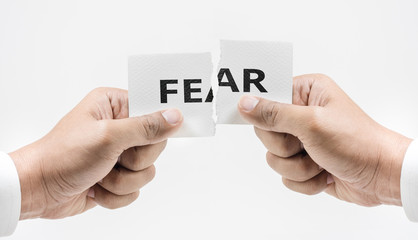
160 79 178 103
184 79 202 103
243 69 267 92
218 68 239 92
205 87 213 103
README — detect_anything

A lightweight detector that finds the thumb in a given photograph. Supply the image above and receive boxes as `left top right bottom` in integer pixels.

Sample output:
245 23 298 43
104 108 183 148
238 96 315 137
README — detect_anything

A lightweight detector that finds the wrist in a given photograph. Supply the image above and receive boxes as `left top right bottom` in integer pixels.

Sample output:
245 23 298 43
10 143 47 220
376 130 412 206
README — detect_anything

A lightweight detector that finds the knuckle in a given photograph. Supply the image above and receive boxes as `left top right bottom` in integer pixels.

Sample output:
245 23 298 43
277 134 295 157
283 134 296 150
108 192 139 209
143 165 156 182
124 191 140 207
293 159 311 181
266 153 273 167
266 151 278 168
101 195 120 210
131 191 140 202
110 171 125 195
304 183 322 196
130 148 145 171
312 73 332 83
139 115 162 142
261 102 281 129
282 177 321 196
89 87 109 97
97 121 115 146
266 152 287 176
132 160 145 172
113 170 124 187
306 107 323 133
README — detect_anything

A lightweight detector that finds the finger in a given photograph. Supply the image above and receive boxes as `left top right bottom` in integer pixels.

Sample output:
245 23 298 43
90 184 140 210
266 151 322 182
254 127 302 157
99 165 156 195
104 108 183 148
282 171 329 195
119 141 167 171
85 88 130 120
238 96 319 137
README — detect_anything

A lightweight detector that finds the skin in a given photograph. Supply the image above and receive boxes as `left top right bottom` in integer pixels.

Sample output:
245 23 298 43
238 74 412 207
8 73 410 222
9 88 183 220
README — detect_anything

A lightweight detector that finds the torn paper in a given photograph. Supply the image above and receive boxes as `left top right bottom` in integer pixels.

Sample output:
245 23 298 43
216 40 293 124
128 40 293 137
128 53 215 137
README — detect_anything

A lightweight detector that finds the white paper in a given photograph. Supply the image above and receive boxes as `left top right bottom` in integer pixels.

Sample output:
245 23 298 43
128 53 215 137
216 40 293 124
129 40 293 137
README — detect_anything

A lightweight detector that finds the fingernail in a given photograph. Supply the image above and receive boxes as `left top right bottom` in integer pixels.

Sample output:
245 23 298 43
162 108 182 125
99 179 103 184
327 174 334 185
319 165 324 171
239 96 259 112
88 188 95 198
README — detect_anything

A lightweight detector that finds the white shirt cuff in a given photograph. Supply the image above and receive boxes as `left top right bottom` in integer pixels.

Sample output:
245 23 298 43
401 140 418 221
0 152 21 236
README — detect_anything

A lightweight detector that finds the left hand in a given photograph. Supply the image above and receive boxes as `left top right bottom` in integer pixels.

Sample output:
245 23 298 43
10 88 183 219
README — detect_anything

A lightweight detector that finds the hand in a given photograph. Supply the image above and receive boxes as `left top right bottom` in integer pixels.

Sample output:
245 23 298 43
10 88 183 219
238 74 412 207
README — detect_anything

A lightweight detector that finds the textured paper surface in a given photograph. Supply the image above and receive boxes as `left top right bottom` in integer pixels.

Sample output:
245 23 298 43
216 40 293 124
128 53 215 137
129 41 293 137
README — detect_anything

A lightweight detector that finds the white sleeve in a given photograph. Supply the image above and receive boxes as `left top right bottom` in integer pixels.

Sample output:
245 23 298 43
0 152 21 236
401 140 418 221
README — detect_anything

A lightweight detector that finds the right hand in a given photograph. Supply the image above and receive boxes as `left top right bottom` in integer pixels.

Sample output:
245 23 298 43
238 74 412 207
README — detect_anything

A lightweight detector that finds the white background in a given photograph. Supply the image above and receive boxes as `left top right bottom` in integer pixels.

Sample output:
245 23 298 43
1 0 418 239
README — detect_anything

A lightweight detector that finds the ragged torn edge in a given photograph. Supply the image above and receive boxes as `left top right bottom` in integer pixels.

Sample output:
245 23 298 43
208 41 241 136
207 41 225 137
207 54 217 137
203 39 293 137
128 40 293 138
210 47 220 135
